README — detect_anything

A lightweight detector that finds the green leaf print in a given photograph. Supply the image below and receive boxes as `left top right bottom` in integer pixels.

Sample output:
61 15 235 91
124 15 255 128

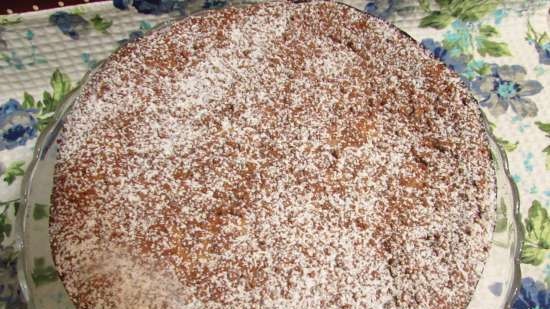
0 212 12 243
527 21 550 46
440 21 510 70
435 0 451 6
419 0 431 12
522 201 550 266
494 198 507 233
487 119 497 131
33 204 49 220
31 258 58 286
522 246 546 266
487 121 517 153
0 200 19 243
495 137 518 153
479 24 498 37
51 69 72 103
68 6 87 15
22 92 35 109
91 15 113 34
420 11 454 29
449 0 499 22
21 70 73 131
1 199 20 217
535 122 550 170
0 17 22 26
42 91 55 112
139 20 153 31
418 0 499 29
472 61 491 75
477 38 512 57
536 122 550 134
2 161 25 185
543 146 550 171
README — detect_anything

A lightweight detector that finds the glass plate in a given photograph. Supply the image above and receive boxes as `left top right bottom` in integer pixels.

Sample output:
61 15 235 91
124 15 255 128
14 2 522 309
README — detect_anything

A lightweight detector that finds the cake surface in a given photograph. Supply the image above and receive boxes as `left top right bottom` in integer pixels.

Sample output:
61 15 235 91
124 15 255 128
50 1 496 309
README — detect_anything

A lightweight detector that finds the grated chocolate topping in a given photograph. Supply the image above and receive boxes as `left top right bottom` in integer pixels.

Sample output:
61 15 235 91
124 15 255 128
50 2 496 309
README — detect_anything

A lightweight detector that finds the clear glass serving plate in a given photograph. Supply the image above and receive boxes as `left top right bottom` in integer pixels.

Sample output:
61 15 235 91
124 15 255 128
14 2 522 309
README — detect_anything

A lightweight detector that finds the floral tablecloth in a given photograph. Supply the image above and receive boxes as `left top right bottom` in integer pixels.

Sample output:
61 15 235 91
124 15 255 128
1 0 550 308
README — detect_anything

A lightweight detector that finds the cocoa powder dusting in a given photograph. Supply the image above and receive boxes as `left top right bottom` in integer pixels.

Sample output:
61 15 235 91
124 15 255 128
50 2 496 309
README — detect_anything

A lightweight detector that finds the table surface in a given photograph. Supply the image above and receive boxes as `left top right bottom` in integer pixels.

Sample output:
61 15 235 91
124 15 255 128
0 1 549 308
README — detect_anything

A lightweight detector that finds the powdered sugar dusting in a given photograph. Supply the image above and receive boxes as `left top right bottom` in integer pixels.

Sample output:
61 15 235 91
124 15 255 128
50 2 496 309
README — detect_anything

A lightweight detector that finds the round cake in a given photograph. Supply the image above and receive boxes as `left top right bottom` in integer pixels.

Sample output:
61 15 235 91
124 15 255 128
50 1 496 309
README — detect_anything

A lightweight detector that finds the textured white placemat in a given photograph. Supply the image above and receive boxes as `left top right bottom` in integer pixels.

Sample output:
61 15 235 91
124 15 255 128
1 1 550 308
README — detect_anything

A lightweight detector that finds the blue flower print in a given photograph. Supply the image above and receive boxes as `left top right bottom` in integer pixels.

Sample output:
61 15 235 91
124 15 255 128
202 0 227 10
0 247 17 283
537 43 550 65
489 282 503 296
493 9 507 25
364 0 396 20
114 0 186 15
0 246 24 309
472 64 543 118
421 38 468 74
118 21 153 46
421 39 491 81
524 152 535 173
442 21 474 57
49 12 89 40
81 53 98 69
526 22 550 65
512 277 550 309
113 0 131 9
0 99 37 151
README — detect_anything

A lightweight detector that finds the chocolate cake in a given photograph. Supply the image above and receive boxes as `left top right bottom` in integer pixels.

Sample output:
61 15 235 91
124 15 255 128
50 1 496 308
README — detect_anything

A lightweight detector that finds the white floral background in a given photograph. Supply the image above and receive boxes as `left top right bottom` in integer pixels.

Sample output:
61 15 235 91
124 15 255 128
0 0 549 308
